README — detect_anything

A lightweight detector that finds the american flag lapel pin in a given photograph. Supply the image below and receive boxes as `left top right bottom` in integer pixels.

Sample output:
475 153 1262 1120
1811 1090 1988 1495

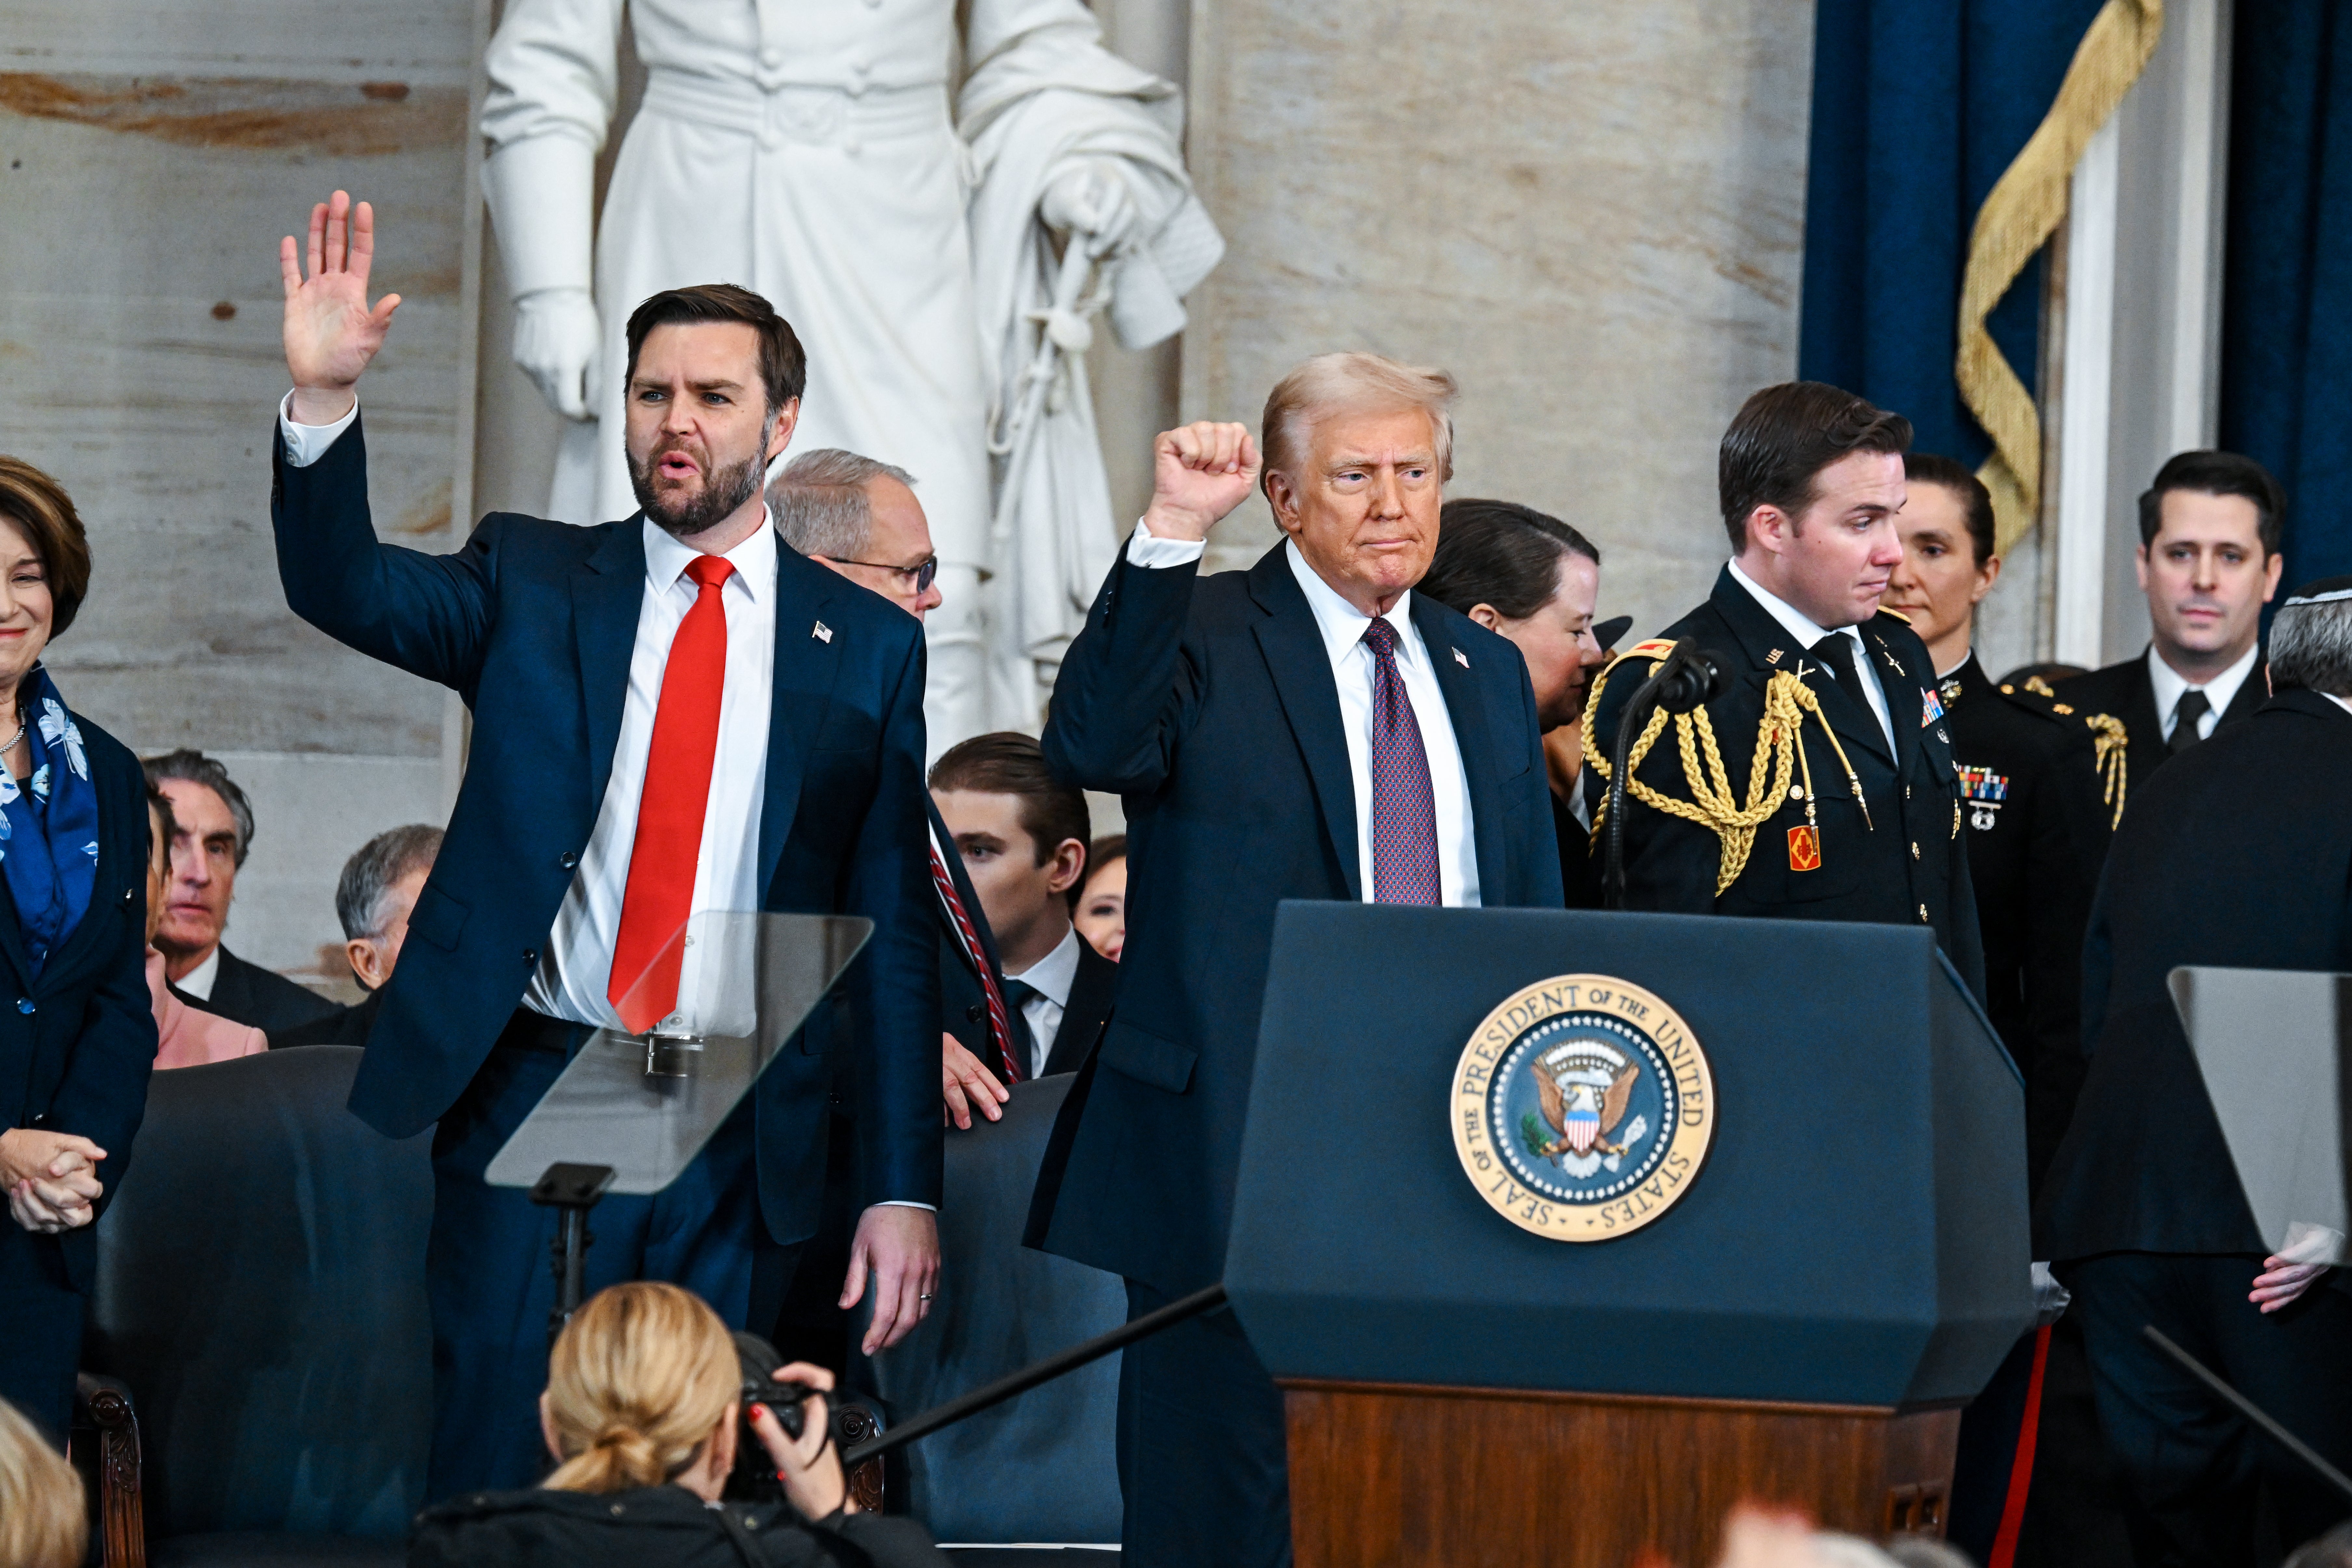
813 621 833 643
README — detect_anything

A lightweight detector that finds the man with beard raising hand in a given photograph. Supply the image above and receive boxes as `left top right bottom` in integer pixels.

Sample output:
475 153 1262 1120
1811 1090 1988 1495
271 192 941 1497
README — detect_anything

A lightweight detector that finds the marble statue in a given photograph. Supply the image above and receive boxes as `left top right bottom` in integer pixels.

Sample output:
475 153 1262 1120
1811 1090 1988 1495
480 0 1222 746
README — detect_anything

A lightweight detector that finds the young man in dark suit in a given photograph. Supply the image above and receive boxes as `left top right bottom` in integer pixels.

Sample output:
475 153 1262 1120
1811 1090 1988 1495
2056 451 2286 804
1584 383 1984 1001
930 732 1116 1082
2037 578 2352 1568
1032 353 1564 1565
271 193 940 1497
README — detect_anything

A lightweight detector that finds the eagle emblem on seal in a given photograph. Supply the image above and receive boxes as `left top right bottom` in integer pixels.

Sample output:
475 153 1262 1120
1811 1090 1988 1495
1523 1040 1651 1177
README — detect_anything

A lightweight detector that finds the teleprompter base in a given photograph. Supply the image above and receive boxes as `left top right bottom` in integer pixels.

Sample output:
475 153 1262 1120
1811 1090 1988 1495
1283 1379 1961 1568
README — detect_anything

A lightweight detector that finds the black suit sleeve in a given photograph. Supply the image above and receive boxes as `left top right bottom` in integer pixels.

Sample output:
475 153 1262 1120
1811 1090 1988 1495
845 630 945 1210
1042 547 1206 796
272 414 497 696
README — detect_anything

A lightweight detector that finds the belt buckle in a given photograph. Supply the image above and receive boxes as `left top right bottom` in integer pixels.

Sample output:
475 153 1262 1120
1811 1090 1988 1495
643 1032 708 1079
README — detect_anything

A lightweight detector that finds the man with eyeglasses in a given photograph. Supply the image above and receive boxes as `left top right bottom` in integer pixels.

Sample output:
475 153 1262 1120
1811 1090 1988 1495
771 449 943 623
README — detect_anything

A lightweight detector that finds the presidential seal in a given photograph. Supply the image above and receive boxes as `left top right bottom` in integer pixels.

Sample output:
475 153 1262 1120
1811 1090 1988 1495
1450 974 1716 1241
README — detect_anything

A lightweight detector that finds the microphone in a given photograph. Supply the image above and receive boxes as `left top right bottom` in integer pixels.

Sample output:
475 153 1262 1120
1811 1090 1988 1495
1602 639 1728 909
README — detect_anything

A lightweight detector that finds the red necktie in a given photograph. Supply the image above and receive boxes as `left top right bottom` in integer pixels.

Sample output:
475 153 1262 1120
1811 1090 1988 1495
609 555 734 1033
928 834 1022 1084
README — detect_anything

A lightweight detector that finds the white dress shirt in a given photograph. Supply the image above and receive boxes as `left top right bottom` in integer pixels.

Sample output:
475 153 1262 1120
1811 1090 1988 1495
2147 641 2260 744
280 392 777 1034
1726 557 1895 750
176 946 221 1001
1004 925 1083 1080
1124 523 1481 905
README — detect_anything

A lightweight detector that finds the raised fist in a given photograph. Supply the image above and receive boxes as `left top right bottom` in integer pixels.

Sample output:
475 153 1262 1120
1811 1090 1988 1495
1140 421 1261 544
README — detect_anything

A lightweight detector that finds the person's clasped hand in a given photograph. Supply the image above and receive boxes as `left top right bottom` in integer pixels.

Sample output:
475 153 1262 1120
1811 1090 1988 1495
745 1361 850 1521
0 1128 106 1234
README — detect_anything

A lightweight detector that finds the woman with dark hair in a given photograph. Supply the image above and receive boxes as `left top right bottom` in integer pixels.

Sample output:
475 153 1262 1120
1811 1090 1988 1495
411 1281 945 1566
1074 833 1126 961
0 457 159 1443
1418 498 1616 905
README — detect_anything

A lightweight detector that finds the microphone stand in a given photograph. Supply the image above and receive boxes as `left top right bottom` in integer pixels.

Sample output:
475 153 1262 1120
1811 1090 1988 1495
1602 639 1725 909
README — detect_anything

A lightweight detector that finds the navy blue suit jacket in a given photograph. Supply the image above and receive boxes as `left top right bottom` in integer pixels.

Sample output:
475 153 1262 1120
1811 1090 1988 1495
0 718 157 1290
270 419 941 1237
1029 543 1565 1294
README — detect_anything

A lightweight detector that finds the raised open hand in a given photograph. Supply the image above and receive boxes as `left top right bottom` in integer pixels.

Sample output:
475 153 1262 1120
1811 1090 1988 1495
280 190 402 425
1140 421 1261 543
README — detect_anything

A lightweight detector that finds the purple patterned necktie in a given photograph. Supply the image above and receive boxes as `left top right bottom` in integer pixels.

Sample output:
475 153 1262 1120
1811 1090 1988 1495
1361 616 1441 905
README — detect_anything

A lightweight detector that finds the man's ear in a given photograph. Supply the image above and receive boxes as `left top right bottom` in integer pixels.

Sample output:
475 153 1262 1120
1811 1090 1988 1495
2134 542 2151 591
1466 603 1503 631
1264 469 1304 539
2264 548 2285 601
766 397 801 464
346 936 383 992
1045 837 1088 897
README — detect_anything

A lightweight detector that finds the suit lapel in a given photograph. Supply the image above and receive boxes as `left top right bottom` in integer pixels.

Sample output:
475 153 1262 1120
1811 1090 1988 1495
1412 595 1512 899
573 521 649 813
1045 941 1120 1077
1247 548 1362 901
757 551 845 899
1702 571 1890 767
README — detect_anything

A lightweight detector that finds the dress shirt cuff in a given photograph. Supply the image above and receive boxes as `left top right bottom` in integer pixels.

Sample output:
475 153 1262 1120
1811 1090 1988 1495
1125 517 1207 569
873 1199 938 1213
278 390 359 468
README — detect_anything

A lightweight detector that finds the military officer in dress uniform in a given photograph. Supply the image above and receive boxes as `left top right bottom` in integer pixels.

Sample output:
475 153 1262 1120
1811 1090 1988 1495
1584 383 1984 1004
1888 454 2137 1568
1887 454 2121 1185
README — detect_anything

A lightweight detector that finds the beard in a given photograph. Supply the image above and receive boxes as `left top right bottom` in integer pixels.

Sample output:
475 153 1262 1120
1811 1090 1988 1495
629 436 770 539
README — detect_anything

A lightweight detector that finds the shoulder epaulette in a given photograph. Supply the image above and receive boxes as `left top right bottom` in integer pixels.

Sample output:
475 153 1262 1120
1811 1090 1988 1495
1998 682 2129 827
1875 606 1912 625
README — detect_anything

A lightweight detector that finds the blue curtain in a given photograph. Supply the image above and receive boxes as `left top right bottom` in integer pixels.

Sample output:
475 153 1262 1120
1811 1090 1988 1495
1800 0 2107 465
2219 0 2352 590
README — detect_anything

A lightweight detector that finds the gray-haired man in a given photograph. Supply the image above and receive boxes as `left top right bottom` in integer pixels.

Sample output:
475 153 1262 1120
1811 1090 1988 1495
276 824 444 1049
770 449 942 621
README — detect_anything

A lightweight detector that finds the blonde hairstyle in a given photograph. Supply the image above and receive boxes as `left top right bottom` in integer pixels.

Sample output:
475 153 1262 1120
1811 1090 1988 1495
542 1282 739 1495
1259 352 1459 496
0 1397 86 1568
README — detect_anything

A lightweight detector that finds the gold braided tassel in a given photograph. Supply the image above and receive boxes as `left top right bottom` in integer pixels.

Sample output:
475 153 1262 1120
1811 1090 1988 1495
2085 713 2128 829
1591 670 1858 896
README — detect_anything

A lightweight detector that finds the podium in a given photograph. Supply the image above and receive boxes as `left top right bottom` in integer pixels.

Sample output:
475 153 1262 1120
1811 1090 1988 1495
1225 904 2032 1567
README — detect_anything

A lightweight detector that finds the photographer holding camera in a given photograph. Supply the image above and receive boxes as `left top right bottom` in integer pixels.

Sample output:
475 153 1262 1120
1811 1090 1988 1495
409 1282 945 1566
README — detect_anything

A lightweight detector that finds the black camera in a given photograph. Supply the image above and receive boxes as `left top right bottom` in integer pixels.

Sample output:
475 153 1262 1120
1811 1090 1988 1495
727 1330 817 1503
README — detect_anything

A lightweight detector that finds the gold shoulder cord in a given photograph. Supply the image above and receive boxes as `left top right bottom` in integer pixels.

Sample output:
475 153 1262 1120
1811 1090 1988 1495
2083 714 2127 828
1589 660 1869 896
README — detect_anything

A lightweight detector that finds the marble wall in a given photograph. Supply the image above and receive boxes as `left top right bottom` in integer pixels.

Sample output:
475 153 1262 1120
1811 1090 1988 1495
0 0 480 987
1179 0 1819 649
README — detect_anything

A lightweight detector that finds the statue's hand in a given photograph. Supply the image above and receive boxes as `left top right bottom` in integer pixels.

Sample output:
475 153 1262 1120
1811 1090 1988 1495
278 191 402 425
1140 421 1259 543
512 288 602 422
1041 160 1142 258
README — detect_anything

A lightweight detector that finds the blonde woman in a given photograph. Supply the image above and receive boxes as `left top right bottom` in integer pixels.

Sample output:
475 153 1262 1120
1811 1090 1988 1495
409 1281 945 1566
0 1393 85 1568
